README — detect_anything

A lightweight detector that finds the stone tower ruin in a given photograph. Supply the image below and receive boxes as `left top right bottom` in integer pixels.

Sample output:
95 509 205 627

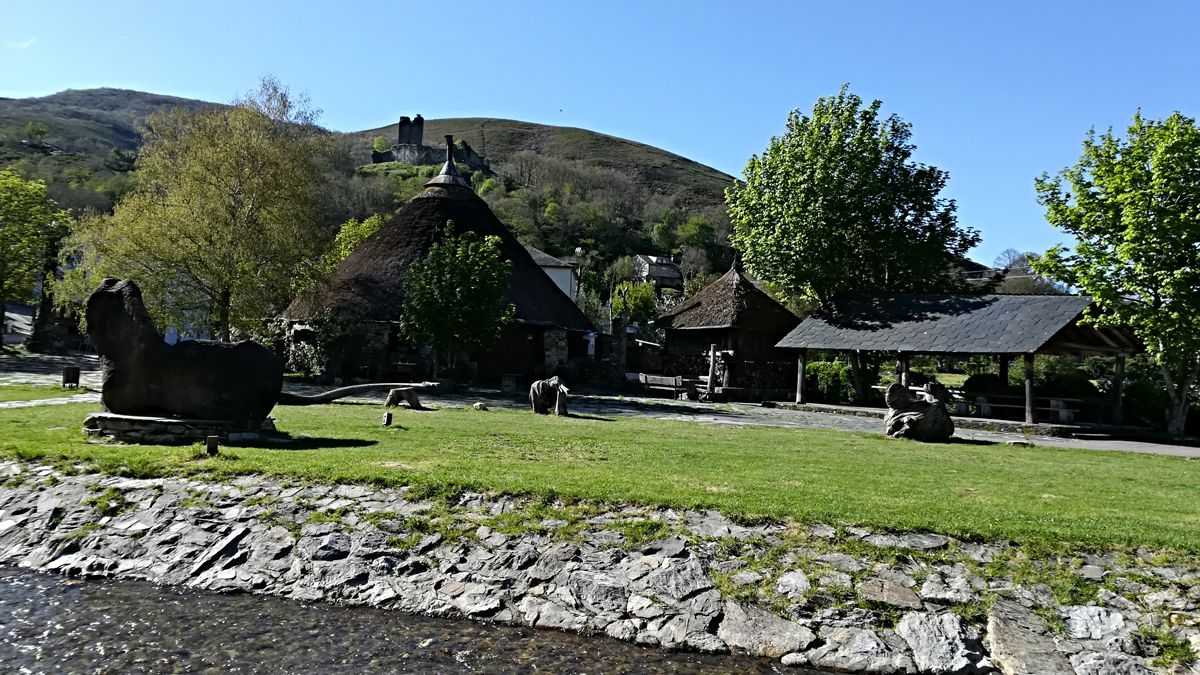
396 114 425 146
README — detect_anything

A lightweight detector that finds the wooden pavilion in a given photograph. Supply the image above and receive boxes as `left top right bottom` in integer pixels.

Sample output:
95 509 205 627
775 293 1140 424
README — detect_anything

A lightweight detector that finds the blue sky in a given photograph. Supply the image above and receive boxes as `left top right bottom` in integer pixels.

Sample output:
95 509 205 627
4 0 1198 264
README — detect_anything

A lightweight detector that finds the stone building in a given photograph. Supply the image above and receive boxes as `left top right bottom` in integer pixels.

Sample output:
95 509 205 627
291 136 593 382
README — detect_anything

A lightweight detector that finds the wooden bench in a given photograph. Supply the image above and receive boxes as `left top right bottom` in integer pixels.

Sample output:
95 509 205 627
639 373 691 399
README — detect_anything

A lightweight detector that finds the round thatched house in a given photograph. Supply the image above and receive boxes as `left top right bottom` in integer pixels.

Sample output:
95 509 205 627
290 136 593 382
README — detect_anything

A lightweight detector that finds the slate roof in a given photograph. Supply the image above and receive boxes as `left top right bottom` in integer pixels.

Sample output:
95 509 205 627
524 245 573 268
655 266 797 331
775 293 1137 355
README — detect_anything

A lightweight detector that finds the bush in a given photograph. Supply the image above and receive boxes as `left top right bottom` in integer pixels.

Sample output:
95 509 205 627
963 373 1007 393
805 361 854 403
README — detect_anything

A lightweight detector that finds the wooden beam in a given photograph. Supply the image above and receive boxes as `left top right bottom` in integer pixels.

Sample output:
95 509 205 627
796 349 808 404
998 354 1010 384
1024 353 1035 425
707 344 718 395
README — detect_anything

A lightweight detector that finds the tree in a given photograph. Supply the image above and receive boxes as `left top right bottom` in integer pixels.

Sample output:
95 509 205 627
24 121 47 142
402 224 515 373
1034 110 1200 434
292 214 385 298
611 280 658 325
0 169 66 344
54 76 332 340
993 248 1065 294
371 136 391 153
727 85 981 307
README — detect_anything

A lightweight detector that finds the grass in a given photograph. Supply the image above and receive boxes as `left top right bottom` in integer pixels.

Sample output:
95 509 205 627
2 402 1199 551
0 384 89 402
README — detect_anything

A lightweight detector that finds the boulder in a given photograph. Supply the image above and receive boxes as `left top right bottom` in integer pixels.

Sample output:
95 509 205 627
883 382 954 442
896 612 981 674
717 601 816 658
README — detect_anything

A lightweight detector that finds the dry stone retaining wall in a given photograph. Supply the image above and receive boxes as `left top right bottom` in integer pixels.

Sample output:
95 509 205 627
0 460 1196 674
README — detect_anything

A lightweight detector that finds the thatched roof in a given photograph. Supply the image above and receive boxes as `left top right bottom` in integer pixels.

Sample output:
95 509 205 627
289 140 592 332
775 293 1139 356
654 266 797 332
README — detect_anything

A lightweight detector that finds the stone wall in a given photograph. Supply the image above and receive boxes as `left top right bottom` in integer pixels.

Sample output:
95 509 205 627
0 461 1195 673
543 328 568 374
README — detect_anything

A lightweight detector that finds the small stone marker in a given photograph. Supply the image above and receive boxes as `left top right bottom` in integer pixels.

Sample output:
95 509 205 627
382 412 393 426
62 366 80 389
205 436 219 457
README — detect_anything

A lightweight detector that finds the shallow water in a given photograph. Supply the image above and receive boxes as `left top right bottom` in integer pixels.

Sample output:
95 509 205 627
0 568 813 674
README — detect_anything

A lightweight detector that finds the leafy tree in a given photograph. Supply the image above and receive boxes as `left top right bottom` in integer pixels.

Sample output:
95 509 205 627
371 136 391 153
676 215 715 251
292 214 385 297
0 169 67 340
611 280 658 324
402 224 515 373
1034 110 1200 434
54 76 332 340
727 85 981 307
993 248 1065 294
24 121 47 142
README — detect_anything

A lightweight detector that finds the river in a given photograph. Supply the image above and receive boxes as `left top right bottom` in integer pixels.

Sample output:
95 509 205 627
0 568 812 673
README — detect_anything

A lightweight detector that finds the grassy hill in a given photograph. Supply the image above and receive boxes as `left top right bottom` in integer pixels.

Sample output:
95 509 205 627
351 118 735 210
0 89 735 213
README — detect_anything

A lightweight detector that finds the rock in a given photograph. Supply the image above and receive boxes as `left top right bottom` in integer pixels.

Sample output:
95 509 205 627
1061 606 1125 641
717 601 816 658
627 594 666 619
188 526 250 576
866 532 950 551
986 599 1074 675
781 652 808 667
809 523 837 539
729 570 762 587
1069 651 1154 675
641 535 689 558
920 567 978 604
605 619 639 641
642 557 711 601
775 570 811 598
815 552 866 573
883 382 954 442
807 626 915 674
526 543 578 582
1077 564 1107 581
300 532 351 561
472 402 488 411
859 578 923 609
896 612 980 674
567 570 628 614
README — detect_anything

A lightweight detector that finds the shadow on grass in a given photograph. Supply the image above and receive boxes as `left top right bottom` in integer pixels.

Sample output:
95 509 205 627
566 413 615 422
947 437 1000 446
230 436 379 451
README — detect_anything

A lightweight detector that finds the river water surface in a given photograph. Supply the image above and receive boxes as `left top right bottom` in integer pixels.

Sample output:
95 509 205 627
0 568 815 674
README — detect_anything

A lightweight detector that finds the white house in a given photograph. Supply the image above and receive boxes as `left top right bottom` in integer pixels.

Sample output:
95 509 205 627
524 245 578 300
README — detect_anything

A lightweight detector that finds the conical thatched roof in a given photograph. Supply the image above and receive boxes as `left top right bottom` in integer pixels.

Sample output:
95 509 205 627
290 137 592 332
655 266 797 331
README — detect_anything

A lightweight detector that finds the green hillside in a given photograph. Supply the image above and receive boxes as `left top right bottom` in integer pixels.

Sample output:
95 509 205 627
351 117 735 210
0 89 735 214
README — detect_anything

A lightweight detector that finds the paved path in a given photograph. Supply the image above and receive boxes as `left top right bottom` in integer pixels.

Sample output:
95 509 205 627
3 352 1197 459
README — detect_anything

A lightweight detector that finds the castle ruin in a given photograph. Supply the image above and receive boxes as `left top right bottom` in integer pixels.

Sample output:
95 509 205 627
371 113 492 175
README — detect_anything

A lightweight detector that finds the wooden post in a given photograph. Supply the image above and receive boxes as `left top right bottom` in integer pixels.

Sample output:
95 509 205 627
796 349 808 404
898 353 910 388
707 344 718 395
998 354 1010 385
1024 353 1035 424
1112 355 1126 426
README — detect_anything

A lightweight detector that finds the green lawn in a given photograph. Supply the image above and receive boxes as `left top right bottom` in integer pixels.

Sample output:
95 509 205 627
0 384 90 402
2 401 1198 551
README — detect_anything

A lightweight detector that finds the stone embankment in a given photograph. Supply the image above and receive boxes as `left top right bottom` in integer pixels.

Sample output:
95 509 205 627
0 460 1196 674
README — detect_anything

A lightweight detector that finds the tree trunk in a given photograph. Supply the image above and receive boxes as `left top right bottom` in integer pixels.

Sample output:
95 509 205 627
1161 359 1198 436
848 351 869 403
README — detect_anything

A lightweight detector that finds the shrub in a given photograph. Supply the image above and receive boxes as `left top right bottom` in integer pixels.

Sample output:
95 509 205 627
963 373 1007 393
805 361 854 403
